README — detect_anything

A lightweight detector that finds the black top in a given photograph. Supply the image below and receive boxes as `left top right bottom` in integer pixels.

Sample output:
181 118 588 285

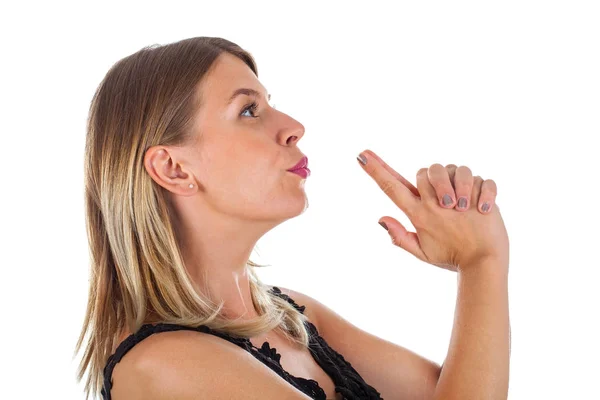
101 286 383 399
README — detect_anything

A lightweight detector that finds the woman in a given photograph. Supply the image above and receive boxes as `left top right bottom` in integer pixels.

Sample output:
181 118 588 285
74 36 510 399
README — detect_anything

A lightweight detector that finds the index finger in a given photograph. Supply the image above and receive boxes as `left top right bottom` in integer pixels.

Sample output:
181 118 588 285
362 150 420 198
357 150 420 216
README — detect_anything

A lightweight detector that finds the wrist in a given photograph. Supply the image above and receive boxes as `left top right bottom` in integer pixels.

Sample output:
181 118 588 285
458 256 509 277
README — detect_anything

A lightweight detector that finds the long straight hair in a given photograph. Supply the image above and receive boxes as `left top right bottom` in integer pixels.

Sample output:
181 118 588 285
73 37 310 400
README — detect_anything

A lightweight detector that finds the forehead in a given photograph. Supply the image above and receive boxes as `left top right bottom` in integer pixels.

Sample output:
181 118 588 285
201 53 267 102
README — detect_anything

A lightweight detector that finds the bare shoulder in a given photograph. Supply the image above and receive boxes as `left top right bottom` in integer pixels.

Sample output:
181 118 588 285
109 330 219 399
109 329 312 400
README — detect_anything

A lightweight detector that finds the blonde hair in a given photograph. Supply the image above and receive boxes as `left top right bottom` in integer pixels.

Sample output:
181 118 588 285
73 37 310 400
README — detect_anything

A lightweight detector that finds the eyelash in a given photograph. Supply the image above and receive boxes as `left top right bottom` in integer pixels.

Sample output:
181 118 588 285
241 100 277 118
241 101 260 118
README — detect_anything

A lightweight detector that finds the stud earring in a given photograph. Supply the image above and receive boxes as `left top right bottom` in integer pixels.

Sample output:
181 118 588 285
188 183 194 188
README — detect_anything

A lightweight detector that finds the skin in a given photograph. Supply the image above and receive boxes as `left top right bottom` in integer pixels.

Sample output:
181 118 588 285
143 52 308 319
143 51 498 323
361 150 500 271
136 51 506 399
354 151 508 399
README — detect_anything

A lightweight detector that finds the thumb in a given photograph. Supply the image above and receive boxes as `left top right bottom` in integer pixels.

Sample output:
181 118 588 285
378 217 427 262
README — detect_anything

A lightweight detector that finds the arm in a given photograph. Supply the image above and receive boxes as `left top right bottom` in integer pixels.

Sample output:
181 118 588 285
433 258 511 400
278 286 442 400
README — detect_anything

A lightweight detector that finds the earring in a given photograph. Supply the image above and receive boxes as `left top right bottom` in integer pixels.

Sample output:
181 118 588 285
188 183 194 188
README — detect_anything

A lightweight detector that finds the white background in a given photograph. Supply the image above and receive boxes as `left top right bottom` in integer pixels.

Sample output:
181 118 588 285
2 1 598 398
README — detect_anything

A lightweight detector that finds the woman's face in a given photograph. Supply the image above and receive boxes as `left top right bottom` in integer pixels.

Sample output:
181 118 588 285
155 52 308 224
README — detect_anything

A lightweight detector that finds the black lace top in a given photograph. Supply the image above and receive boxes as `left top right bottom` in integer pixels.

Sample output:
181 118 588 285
101 286 383 399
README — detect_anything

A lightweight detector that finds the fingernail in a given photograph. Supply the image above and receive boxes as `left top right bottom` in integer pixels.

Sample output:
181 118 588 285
357 153 367 165
458 197 468 209
482 202 490 212
442 194 453 206
378 221 388 231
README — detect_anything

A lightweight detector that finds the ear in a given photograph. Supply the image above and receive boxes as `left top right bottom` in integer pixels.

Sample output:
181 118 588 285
143 146 197 195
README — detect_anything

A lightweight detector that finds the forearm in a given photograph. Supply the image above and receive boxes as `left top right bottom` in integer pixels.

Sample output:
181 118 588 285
433 259 511 400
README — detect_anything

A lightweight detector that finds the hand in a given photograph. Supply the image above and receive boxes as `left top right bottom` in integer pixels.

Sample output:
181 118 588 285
357 150 509 272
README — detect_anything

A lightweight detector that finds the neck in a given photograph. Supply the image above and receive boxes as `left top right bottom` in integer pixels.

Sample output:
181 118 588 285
172 201 278 322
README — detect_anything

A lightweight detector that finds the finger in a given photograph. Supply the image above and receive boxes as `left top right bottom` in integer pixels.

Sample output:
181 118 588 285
453 166 473 212
357 151 420 216
471 176 484 209
416 167 437 203
427 163 456 208
378 216 428 263
478 179 497 213
446 164 458 190
363 150 420 198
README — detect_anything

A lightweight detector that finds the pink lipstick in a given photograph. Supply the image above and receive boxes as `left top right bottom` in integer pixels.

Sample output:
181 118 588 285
287 156 311 178
288 167 310 178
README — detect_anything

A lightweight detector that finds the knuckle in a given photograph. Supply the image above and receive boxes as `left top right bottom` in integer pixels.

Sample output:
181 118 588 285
456 165 473 177
454 180 470 191
379 180 396 196
455 186 471 201
483 179 498 194
427 164 447 184
454 167 473 191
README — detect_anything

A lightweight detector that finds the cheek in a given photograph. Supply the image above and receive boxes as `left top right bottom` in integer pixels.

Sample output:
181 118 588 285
237 159 280 196
207 149 276 198
200 136 287 201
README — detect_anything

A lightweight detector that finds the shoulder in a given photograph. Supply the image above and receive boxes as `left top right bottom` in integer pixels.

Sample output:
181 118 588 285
268 285 366 342
109 329 230 398
108 327 313 400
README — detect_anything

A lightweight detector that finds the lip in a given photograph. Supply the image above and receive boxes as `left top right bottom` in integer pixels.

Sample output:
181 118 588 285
287 156 309 172
288 167 311 179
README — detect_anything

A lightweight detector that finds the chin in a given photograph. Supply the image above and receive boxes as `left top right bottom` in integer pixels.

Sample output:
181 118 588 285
273 197 309 220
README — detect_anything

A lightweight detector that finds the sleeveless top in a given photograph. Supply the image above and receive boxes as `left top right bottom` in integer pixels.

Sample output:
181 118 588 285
101 286 383 400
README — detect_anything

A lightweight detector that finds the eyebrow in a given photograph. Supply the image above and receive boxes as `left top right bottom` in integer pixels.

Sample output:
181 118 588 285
227 88 271 106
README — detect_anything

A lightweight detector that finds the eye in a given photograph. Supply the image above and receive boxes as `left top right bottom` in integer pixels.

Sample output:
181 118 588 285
240 99 277 118
241 101 259 118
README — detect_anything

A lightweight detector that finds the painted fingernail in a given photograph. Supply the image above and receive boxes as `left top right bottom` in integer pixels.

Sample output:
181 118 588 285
379 221 388 231
458 197 468 209
482 202 490 212
357 153 367 165
442 194 453 206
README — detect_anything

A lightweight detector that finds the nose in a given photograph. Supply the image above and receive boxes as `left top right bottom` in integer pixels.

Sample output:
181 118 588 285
278 118 305 146
286 133 301 146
